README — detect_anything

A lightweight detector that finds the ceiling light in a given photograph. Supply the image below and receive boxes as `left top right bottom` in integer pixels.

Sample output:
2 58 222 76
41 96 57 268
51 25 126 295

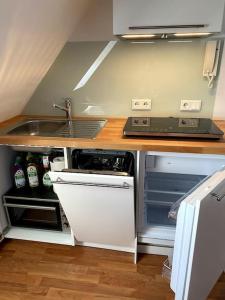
121 34 156 39
173 32 211 37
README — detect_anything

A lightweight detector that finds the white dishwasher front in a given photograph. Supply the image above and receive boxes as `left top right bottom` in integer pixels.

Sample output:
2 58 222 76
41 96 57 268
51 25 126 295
49 171 135 252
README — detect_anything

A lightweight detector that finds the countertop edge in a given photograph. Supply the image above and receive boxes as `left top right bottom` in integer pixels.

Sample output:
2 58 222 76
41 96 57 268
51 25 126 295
0 115 225 155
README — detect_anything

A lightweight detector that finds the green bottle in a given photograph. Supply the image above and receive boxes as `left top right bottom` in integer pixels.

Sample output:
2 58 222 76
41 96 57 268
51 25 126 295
26 152 39 188
42 155 52 189
13 156 26 189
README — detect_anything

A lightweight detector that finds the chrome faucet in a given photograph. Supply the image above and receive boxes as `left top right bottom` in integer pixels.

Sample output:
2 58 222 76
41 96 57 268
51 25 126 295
53 98 72 121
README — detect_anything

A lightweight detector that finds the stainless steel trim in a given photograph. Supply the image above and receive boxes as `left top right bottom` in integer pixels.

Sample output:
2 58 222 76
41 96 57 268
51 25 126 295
129 24 207 30
210 192 225 202
62 168 130 177
3 196 59 203
52 177 131 189
5 119 107 139
4 203 56 211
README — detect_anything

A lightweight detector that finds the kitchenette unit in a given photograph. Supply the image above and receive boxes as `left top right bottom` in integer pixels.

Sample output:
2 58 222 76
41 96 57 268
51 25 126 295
0 114 225 299
0 0 225 299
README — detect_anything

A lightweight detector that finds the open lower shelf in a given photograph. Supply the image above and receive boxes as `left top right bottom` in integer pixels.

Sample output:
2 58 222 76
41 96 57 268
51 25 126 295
5 227 74 246
4 186 58 201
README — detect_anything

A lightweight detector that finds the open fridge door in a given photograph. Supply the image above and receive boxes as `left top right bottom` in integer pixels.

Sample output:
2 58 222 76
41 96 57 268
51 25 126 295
171 168 225 300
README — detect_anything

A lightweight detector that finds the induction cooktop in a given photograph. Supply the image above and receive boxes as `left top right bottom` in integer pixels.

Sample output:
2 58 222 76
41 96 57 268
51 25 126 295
123 117 224 139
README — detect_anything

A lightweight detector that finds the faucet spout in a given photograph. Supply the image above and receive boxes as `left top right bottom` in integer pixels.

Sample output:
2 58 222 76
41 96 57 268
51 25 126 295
53 98 72 121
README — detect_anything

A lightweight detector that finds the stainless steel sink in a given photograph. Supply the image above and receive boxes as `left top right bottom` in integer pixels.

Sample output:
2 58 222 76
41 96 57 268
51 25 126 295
6 119 106 139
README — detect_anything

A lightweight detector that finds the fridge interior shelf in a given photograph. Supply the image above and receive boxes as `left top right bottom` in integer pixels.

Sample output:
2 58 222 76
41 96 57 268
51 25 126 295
143 172 207 228
144 191 182 206
144 172 206 195
145 202 176 227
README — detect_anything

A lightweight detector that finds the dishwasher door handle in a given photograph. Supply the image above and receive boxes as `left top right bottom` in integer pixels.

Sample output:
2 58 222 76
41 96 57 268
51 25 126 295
52 177 131 189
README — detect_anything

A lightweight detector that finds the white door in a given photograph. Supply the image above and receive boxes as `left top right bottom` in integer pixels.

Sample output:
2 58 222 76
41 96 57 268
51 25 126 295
49 172 135 252
171 168 225 300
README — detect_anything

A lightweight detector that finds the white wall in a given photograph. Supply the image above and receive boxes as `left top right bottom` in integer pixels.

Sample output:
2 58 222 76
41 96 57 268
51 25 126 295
69 0 115 41
0 0 90 122
213 46 225 119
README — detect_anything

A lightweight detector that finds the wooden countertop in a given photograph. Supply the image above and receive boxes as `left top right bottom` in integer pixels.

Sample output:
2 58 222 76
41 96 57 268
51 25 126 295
0 115 225 154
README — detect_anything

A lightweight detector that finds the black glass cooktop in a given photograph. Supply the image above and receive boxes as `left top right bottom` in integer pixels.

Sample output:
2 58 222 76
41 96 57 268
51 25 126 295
123 117 224 139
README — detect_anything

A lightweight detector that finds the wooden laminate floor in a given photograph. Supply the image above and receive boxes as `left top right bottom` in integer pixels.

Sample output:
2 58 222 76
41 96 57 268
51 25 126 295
0 240 224 300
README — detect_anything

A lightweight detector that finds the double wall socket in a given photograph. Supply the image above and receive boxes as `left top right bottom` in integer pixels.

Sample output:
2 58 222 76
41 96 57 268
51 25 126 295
132 99 151 111
180 100 202 112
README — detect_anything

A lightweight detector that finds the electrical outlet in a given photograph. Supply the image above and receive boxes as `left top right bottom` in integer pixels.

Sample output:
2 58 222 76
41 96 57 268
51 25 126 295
132 117 150 126
132 99 151 111
180 100 202 112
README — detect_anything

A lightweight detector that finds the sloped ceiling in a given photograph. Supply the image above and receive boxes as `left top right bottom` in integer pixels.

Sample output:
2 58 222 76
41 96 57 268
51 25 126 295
0 0 90 122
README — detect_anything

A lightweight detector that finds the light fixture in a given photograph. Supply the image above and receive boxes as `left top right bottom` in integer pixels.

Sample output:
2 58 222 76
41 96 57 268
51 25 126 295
168 40 193 43
121 34 156 39
173 32 211 37
131 41 155 44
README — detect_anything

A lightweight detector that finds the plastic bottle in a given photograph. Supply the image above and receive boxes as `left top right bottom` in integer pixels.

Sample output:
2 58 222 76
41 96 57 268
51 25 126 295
13 156 26 189
26 152 39 188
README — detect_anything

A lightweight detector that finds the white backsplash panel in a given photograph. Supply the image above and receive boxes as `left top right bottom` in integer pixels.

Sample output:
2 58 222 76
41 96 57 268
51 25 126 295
24 40 218 118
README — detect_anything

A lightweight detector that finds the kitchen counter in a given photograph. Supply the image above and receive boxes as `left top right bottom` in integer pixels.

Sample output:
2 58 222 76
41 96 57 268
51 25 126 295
0 115 225 154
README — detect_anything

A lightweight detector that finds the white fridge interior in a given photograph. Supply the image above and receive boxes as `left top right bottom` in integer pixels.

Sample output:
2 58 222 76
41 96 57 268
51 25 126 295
144 172 205 227
138 151 225 251
138 151 225 299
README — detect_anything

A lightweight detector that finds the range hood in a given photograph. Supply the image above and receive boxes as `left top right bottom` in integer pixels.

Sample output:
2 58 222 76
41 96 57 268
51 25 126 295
113 0 225 40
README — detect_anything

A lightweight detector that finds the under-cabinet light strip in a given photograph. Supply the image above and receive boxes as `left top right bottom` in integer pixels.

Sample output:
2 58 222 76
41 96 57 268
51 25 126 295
174 32 211 37
131 41 155 44
122 34 156 39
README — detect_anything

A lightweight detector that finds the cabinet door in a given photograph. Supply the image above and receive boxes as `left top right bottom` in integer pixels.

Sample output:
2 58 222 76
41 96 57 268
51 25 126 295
171 168 225 300
49 172 135 252
113 0 225 35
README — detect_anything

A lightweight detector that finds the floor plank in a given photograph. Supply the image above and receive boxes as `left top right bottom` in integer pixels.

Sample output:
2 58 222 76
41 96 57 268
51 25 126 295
0 239 224 299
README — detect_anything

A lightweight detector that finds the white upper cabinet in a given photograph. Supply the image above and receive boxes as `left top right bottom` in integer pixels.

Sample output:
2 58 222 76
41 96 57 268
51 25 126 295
113 0 225 36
